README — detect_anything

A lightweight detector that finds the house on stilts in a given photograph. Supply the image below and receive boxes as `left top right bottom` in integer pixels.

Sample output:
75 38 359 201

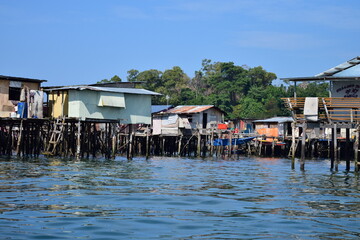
281 56 360 171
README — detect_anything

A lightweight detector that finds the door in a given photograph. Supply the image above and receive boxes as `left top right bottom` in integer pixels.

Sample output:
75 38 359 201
202 113 208 129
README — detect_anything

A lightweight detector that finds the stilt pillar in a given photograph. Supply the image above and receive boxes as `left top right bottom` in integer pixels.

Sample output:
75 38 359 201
333 124 338 171
345 128 350 171
355 125 359 172
300 122 306 171
197 130 201 157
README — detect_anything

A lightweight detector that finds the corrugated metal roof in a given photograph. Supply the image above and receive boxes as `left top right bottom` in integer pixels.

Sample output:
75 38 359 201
316 56 360 77
44 85 161 96
0 75 47 83
253 117 293 123
281 56 360 82
164 105 216 114
151 105 173 114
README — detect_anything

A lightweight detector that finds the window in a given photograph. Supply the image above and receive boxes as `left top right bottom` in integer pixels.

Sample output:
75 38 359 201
187 115 193 123
9 81 22 101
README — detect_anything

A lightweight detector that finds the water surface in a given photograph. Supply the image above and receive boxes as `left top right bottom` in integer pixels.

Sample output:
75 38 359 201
0 156 359 239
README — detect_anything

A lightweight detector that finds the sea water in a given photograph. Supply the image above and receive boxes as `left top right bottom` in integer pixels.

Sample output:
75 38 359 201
0 156 359 239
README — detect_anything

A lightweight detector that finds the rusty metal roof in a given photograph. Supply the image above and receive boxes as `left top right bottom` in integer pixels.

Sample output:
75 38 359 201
164 105 219 114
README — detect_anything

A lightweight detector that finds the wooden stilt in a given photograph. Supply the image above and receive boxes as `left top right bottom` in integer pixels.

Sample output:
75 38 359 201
197 130 201 157
228 131 232 157
145 126 150 159
345 128 350 171
210 128 214 156
259 138 263 156
300 122 306 171
178 135 182 157
355 125 359 172
291 122 296 169
76 119 81 160
162 137 165 156
333 124 338 171
127 125 133 160
16 119 24 156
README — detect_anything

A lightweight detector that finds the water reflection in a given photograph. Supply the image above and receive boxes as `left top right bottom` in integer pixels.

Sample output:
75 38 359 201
0 156 359 239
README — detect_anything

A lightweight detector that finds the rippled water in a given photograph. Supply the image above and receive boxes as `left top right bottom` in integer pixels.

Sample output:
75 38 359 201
0 156 360 239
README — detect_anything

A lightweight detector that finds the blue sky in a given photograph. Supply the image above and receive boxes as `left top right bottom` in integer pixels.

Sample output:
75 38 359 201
1 0 359 86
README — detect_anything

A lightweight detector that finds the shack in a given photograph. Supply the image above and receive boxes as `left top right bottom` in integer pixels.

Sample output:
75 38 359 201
281 56 360 171
45 86 160 124
0 75 46 118
253 117 294 138
152 105 224 136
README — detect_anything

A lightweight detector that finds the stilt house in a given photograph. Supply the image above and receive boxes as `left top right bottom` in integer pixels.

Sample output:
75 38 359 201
45 86 160 124
281 56 360 171
254 117 294 138
152 105 224 136
0 75 46 118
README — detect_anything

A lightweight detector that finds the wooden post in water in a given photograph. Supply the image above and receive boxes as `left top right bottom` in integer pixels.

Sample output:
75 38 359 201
271 137 275 157
76 119 81 160
210 128 214 156
162 137 165 156
291 122 296 169
145 126 150 159
16 119 24 156
127 125 133 160
228 130 232 157
300 122 306 171
178 135 182 157
197 130 201 157
355 124 359 172
258 138 263 156
345 128 350 171
333 124 338 171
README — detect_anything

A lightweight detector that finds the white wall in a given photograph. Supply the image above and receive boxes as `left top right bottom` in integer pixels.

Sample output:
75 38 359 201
331 81 360 98
68 90 152 124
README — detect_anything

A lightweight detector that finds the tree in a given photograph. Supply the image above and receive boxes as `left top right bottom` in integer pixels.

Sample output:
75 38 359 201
97 75 122 84
232 97 266 119
127 69 139 82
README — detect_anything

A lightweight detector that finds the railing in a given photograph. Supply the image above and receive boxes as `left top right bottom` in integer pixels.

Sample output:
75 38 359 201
281 97 360 122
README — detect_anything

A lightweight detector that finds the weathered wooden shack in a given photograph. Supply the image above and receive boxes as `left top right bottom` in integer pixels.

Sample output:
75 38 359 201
45 86 160 124
152 105 224 136
254 117 294 138
0 75 46 118
281 56 360 171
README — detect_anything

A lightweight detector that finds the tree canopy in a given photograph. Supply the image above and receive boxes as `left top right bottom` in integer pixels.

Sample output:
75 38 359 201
97 75 122 84
98 60 329 119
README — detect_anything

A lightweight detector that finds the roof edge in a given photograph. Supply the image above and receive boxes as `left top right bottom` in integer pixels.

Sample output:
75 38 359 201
0 75 47 83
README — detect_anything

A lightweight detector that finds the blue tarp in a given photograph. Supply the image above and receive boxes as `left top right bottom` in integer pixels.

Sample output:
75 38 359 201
17 102 27 118
213 137 256 146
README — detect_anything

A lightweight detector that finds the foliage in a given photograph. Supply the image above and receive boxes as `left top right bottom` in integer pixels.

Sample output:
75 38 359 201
97 75 122 83
98 60 329 120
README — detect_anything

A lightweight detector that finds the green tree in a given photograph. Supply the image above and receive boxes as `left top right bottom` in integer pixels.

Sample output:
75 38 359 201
232 97 266 119
97 75 122 83
127 69 139 82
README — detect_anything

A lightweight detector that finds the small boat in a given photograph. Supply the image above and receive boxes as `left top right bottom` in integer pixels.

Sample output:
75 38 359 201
213 137 256 146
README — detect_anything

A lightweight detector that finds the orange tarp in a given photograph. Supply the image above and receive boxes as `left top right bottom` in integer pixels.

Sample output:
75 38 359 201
256 128 279 137
218 123 228 130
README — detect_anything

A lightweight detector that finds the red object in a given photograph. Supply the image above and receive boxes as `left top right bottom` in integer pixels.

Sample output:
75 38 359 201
218 123 228 130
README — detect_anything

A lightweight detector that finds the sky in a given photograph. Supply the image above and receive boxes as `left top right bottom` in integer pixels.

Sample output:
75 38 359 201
1 0 360 87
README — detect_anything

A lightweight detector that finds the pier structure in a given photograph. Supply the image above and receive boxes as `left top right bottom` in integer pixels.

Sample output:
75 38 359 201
0 115 357 164
282 56 360 171
282 97 360 171
0 117 266 159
